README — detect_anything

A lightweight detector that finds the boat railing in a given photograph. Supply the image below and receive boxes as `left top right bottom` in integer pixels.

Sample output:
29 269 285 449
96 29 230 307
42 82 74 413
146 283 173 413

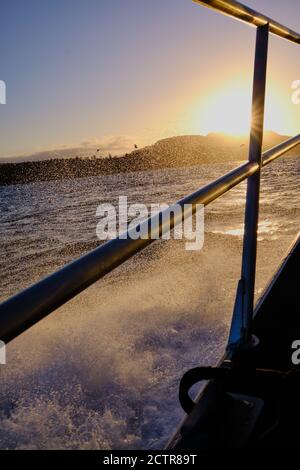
0 0 300 354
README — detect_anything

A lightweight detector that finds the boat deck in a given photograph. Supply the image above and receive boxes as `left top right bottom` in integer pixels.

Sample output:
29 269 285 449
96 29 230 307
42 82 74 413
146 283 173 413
170 233 300 449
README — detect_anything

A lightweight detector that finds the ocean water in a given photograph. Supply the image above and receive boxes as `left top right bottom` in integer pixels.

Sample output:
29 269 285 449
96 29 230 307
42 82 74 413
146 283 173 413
0 156 299 449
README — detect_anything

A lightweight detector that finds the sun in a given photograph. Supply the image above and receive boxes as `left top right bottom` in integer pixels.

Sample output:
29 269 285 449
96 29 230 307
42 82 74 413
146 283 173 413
182 77 295 138
191 82 252 137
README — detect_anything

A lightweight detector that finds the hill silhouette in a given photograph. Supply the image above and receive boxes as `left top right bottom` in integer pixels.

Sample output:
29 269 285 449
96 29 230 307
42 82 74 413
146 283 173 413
0 132 298 186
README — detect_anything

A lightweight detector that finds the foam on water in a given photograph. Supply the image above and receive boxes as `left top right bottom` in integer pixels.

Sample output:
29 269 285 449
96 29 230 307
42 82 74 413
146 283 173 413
0 157 299 449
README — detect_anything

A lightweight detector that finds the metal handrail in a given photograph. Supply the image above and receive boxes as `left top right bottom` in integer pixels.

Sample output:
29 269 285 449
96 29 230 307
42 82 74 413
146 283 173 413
193 0 300 44
0 134 299 344
193 0 300 350
0 0 299 351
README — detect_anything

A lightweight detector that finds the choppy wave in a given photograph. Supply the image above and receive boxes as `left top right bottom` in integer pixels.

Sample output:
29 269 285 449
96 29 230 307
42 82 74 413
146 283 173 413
0 157 299 449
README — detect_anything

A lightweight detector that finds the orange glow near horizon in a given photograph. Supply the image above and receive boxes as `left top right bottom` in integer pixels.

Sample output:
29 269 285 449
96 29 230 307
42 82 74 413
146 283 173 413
180 77 297 139
193 82 252 137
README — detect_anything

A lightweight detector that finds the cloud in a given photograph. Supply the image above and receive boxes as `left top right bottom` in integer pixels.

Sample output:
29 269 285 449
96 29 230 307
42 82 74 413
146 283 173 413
79 135 136 153
2 135 137 162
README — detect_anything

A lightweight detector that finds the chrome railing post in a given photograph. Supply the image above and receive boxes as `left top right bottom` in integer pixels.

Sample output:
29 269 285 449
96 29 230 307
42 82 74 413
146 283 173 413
228 23 269 351
1 133 300 344
1 2 300 346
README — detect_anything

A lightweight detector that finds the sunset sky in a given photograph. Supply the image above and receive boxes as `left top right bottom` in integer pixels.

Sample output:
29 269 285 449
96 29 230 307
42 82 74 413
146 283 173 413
0 0 299 158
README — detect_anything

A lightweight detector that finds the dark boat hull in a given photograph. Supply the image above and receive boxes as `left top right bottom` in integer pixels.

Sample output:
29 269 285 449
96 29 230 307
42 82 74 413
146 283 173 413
168 233 300 449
